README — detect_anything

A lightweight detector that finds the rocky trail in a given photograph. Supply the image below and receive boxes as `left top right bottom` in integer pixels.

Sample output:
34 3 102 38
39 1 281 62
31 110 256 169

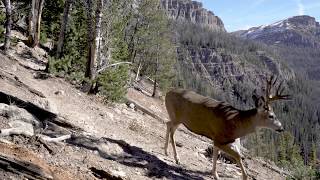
0 33 289 180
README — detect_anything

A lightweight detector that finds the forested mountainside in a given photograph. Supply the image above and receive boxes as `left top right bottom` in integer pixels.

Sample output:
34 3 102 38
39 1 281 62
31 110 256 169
160 0 320 178
0 0 319 179
232 16 320 169
233 15 320 81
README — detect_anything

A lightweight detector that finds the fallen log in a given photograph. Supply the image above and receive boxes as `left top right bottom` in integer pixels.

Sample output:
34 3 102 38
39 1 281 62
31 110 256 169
126 98 164 123
0 70 45 98
90 167 125 180
0 153 53 180
0 91 82 131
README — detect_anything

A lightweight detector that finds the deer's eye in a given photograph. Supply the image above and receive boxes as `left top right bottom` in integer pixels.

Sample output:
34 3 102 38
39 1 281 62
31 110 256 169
268 115 274 119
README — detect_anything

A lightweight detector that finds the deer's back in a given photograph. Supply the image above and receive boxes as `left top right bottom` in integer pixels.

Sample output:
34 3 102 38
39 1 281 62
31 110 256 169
165 89 239 142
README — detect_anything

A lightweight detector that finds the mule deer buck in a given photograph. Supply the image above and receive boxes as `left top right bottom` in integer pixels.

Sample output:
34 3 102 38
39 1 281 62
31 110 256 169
164 76 290 180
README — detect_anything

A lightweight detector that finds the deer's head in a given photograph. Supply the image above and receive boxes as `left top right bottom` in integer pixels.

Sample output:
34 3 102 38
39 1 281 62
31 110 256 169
252 76 291 132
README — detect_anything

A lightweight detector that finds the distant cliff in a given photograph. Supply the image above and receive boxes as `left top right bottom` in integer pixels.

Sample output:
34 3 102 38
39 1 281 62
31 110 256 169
161 0 226 32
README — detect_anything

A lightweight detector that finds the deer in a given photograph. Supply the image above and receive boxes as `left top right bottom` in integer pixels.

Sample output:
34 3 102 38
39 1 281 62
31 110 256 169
164 76 290 180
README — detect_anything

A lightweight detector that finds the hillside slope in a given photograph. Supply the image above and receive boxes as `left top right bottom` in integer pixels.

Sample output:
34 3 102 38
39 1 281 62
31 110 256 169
0 39 288 179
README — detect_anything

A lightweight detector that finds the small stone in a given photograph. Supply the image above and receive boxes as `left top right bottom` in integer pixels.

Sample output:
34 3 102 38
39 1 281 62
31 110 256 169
114 109 121 115
93 150 99 155
54 90 64 95
111 170 126 178
129 103 135 110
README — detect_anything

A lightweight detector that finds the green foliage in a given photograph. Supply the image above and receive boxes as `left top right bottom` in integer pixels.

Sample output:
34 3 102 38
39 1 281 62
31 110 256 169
48 56 71 76
0 11 5 43
48 0 87 83
96 36 130 103
97 65 129 103
176 22 283 69
130 0 177 94
41 0 64 42
92 0 132 102
278 132 316 179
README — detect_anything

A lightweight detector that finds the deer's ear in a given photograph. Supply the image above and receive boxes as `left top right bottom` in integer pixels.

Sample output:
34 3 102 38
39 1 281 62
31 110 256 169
253 95 265 108
252 94 258 105
257 97 266 108
252 90 261 108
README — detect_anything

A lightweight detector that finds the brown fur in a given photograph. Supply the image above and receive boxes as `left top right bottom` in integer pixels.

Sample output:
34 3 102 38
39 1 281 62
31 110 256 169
164 88 285 180
165 89 257 145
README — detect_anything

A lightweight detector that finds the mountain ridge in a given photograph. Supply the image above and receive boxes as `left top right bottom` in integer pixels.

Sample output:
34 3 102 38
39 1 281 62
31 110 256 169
232 15 320 48
161 0 226 32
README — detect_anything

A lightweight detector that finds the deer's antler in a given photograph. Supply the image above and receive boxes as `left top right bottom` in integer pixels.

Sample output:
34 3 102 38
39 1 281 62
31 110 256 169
266 75 291 103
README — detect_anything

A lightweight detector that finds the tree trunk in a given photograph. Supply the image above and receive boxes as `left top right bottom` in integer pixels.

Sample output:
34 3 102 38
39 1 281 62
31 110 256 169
56 0 73 58
152 56 159 97
85 0 103 81
84 0 94 79
128 22 138 62
28 0 44 48
135 62 142 81
28 0 36 41
35 0 44 47
94 0 103 76
152 41 161 98
3 0 12 52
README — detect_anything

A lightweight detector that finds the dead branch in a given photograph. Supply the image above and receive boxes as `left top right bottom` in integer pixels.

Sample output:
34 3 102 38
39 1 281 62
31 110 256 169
0 128 34 137
126 98 164 123
97 62 132 74
132 82 152 96
90 167 125 180
37 134 71 143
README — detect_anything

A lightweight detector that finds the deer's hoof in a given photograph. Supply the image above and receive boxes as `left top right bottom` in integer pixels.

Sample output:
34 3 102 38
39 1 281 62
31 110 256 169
175 158 180 165
242 174 248 180
212 171 219 180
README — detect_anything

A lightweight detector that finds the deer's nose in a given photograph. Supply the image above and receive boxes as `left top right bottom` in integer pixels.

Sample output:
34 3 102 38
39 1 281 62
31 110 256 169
276 128 284 133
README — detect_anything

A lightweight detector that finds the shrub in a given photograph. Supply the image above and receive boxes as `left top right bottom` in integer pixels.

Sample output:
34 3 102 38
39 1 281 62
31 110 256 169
97 64 129 103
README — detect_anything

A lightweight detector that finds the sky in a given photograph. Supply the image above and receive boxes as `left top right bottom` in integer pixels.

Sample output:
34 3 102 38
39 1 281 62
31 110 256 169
200 0 320 32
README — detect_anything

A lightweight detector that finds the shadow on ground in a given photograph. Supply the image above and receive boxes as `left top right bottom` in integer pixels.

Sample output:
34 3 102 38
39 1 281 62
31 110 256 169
66 134 211 180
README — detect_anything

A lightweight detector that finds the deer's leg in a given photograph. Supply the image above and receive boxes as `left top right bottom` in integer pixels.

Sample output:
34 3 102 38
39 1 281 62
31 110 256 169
164 122 171 156
169 123 180 164
212 145 220 179
215 143 247 180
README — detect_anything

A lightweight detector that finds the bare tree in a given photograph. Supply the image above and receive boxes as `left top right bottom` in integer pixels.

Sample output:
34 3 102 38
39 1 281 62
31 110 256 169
56 0 73 58
84 0 94 79
2 0 12 52
152 45 159 97
28 0 45 47
85 0 103 81
93 0 103 77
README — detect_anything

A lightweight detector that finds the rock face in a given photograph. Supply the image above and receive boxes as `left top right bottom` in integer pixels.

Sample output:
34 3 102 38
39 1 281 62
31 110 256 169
233 15 320 48
161 0 226 32
178 46 293 94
